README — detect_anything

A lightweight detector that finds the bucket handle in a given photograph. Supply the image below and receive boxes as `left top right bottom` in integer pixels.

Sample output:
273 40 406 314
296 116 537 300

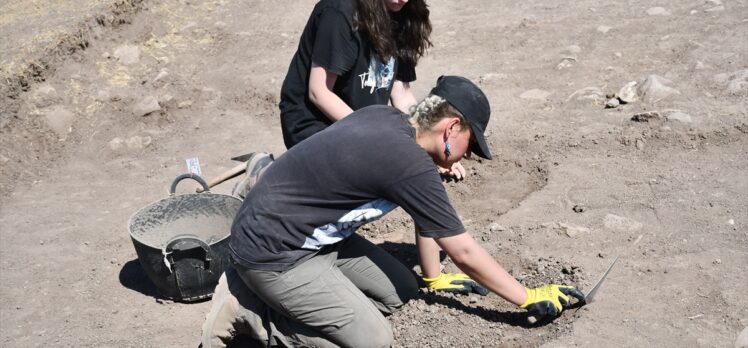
162 234 212 273
170 173 210 195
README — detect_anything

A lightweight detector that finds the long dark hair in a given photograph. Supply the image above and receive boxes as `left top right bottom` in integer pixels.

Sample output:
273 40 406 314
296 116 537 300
353 0 432 67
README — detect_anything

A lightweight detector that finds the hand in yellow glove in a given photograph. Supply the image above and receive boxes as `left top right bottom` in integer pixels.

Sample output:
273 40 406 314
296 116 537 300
520 284 585 318
423 273 489 296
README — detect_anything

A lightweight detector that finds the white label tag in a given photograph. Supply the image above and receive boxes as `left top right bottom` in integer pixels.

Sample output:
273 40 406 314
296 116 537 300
186 157 202 176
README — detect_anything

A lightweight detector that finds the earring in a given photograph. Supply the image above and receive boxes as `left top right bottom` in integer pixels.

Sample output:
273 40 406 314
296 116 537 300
444 143 452 157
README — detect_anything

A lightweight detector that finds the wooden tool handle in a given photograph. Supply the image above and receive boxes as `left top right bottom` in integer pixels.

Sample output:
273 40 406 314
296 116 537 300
196 162 247 193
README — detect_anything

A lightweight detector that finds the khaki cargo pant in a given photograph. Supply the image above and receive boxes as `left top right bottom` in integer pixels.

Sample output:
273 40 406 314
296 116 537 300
201 234 418 348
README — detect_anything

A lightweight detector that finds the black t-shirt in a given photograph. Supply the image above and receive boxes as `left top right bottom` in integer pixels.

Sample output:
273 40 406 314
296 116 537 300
230 106 464 271
279 0 416 149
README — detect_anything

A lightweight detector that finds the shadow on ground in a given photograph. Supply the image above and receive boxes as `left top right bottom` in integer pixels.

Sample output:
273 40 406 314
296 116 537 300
119 259 160 299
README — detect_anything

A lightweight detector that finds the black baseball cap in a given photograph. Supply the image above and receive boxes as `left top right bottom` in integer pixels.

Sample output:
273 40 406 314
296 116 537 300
429 75 492 160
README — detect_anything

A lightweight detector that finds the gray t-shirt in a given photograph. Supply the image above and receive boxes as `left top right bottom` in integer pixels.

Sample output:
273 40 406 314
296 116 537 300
230 105 464 271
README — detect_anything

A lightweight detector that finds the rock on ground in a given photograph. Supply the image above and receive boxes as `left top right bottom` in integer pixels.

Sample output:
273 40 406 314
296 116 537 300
618 81 638 104
113 44 141 65
664 110 693 123
568 87 604 102
520 89 552 100
736 326 748 348
726 70 748 94
133 96 162 116
30 84 60 108
603 214 643 232
638 75 681 103
647 7 671 16
558 222 590 238
42 106 75 139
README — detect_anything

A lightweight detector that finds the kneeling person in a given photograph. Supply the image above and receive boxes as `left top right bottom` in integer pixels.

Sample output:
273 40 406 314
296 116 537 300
202 76 584 347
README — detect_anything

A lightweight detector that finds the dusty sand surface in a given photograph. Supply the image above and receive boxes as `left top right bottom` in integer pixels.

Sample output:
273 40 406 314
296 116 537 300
1 0 747 347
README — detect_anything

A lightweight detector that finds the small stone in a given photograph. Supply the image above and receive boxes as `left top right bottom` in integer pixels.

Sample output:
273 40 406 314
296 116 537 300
568 87 604 102
541 222 559 229
705 5 725 12
42 106 75 139
180 21 198 32
735 326 748 348
469 296 479 304
101 51 111 59
31 84 59 108
664 111 693 123
557 58 575 70
84 241 90 246
694 61 707 70
646 7 671 16
152 69 169 83
133 96 161 116
95 90 110 102
614 52 623 58
635 138 645 150
125 136 152 150
489 223 505 232
603 214 643 232
727 219 735 225
638 75 681 103
631 111 662 122
558 223 589 238
726 70 748 94
596 25 612 33
714 73 730 85
158 94 177 109
177 100 193 109
479 73 508 84
605 98 620 109
713 258 722 265
108 137 125 151
520 89 552 100
618 81 638 104
561 45 582 56
572 205 587 213
113 44 141 65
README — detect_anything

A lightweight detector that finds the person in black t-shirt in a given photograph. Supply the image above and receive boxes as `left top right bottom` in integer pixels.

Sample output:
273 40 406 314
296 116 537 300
279 0 431 149
201 76 585 348
232 0 466 197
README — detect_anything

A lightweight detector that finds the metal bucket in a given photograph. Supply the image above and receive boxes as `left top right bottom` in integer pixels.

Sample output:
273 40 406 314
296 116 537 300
127 174 242 302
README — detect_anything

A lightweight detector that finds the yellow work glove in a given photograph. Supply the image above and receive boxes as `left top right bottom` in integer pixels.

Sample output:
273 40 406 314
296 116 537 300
520 284 585 318
422 273 489 296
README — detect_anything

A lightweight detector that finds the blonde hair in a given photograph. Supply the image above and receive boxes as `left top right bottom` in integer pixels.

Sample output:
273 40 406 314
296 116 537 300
409 94 470 131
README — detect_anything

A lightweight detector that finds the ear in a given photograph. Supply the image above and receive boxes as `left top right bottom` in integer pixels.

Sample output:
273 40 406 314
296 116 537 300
444 117 462 139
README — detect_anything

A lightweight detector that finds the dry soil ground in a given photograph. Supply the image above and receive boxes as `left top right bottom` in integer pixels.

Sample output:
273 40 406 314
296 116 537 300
1 0 747 347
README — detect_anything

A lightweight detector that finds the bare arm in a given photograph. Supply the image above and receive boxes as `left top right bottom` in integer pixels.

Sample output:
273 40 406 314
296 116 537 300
390 80 417 113
416 230 442 278
308 63 354 121
435 232 527 305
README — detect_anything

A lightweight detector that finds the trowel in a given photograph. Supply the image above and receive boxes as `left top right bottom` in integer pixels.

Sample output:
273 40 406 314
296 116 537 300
582 255 619 304
527 256 619 324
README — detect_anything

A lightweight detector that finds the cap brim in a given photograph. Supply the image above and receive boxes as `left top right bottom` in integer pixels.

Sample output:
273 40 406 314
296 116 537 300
469 123 492 160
